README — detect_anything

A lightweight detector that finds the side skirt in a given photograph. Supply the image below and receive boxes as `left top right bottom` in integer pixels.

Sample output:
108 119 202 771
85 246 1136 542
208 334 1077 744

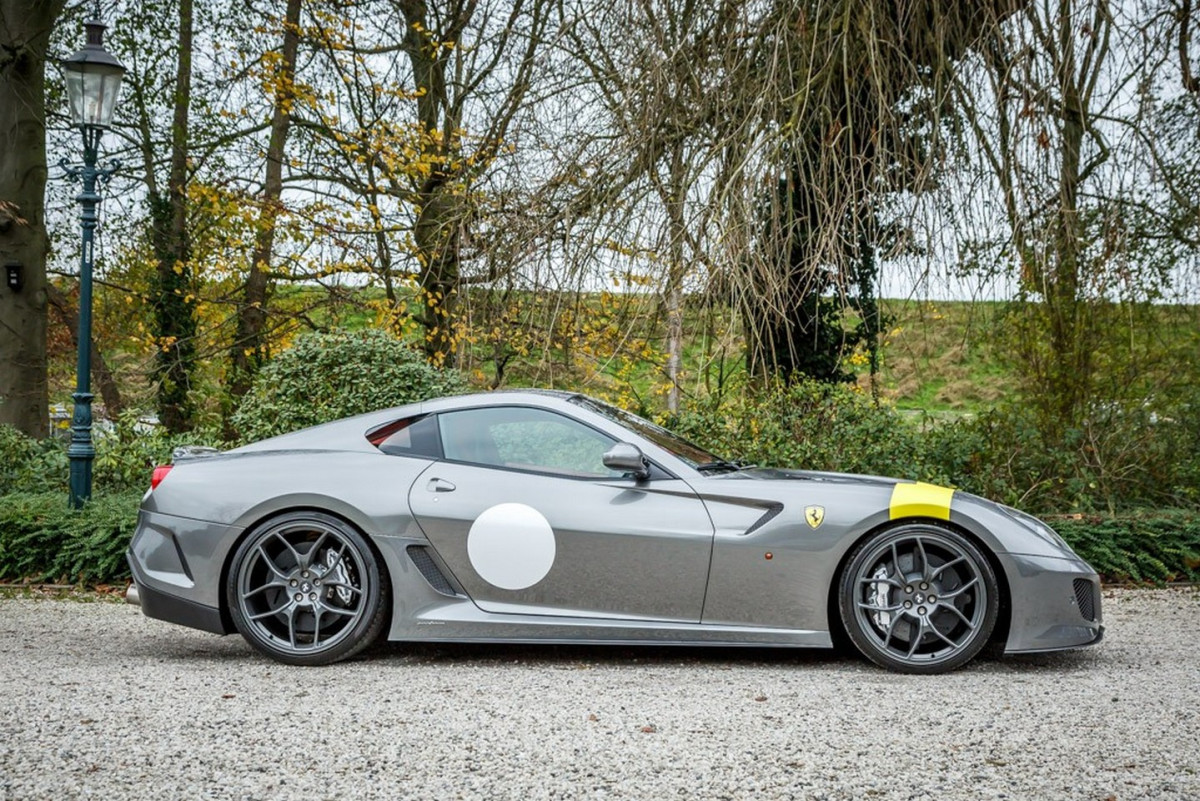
391 595 832 648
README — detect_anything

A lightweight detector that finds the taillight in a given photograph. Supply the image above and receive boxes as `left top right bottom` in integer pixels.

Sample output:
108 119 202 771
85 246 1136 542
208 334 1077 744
151 464 173 490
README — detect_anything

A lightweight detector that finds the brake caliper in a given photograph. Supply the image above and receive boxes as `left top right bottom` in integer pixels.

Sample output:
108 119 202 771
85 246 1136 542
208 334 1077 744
324 548 354 606
870 565 892 628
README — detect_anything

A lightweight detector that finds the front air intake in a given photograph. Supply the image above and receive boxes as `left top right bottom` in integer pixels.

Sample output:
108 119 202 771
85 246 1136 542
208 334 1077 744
407 545 457 596
1072 578 1096 621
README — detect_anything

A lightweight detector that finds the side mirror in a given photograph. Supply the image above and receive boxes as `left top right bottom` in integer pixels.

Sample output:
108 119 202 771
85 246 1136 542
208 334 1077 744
603 442 650 480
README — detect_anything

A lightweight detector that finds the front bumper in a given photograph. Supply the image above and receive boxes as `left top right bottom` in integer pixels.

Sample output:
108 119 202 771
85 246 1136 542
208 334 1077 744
999 552 1104 653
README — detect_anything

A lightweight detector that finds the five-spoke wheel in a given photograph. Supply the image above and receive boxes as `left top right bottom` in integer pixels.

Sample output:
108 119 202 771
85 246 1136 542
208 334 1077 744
227 512 388 666
839 524 998 673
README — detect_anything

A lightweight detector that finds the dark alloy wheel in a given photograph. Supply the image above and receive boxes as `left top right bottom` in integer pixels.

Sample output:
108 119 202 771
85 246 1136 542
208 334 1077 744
227 512 389 666
839 523 999 674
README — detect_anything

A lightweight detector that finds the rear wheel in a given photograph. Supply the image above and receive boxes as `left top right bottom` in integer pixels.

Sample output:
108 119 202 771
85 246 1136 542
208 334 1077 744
838 523 998 674
227 512 389 666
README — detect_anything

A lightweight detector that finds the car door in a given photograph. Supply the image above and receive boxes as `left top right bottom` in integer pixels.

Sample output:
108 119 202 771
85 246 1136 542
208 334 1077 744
407 405 714 622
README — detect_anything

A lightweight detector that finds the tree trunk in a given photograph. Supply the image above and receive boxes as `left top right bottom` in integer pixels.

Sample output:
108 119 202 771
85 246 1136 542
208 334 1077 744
664 144 686 415
150 0 196 434
225 0 302 429
1048 66 1088 425
0 1 64 439
1038 0 1104 430
400 0 466 367
414 189 463 366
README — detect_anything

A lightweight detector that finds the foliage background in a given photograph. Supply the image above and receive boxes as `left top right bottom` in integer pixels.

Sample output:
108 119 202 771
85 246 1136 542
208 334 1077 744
3 0 1200 585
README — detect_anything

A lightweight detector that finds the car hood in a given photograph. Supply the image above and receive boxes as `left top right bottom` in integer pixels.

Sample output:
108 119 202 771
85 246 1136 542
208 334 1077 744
703 467 1086 562
726 466 904 488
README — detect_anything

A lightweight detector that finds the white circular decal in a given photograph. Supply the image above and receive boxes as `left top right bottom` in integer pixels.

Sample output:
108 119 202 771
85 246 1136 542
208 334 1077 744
467 503 556 590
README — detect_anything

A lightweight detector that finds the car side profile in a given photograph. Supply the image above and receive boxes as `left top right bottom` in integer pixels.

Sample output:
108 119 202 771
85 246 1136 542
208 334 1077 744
127 390 1103 673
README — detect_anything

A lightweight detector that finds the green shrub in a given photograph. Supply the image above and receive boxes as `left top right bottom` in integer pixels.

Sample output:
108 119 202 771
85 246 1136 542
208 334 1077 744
923 402 1199 514
92 415 225 493
0 424 69 494
0 424 36 481
1 419 227 496
671 380 931 481
230 328 467 442
0 491 141 584
669 380 1199 516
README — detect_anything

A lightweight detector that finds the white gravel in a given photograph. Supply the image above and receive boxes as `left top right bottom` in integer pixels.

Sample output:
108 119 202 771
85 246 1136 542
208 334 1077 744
1 587 1197 800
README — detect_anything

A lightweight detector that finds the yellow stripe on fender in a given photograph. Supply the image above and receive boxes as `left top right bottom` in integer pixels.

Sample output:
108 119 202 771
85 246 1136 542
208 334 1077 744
889 482 954 521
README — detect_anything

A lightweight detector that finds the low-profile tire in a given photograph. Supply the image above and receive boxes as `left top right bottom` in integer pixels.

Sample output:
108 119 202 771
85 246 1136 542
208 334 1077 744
226 511 389 666
838 522 999 674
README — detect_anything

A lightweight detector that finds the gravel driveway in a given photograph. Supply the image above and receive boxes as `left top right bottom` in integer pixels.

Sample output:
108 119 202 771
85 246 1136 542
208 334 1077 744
1 587 1196 800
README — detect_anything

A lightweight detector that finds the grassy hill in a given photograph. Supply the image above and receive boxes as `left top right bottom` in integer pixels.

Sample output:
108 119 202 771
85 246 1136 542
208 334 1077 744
873 299 1014 413
47 281 1199 420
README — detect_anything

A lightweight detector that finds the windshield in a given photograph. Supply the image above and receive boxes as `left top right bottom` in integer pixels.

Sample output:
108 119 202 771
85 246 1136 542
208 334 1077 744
568 395 725 468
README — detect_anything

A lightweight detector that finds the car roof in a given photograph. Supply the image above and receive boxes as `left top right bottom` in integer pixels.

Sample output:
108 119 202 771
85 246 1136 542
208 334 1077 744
228 389 702 478
232 390 586 454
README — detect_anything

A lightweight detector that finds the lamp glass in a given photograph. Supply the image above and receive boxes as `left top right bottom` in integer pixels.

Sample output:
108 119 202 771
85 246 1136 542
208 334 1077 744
64 63 124 128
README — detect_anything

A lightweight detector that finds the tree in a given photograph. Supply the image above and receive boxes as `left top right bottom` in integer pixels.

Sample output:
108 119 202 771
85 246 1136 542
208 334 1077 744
950 0 1200 430
0 0 65 439
289 0 551 366
224 0 303 427
109 0 260 433
553 0 1010 401
147 0 197 433
739 1 1010 385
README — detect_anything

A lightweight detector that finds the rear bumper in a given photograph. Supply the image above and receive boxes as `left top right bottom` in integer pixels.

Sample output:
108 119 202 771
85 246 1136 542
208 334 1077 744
125 506 239 636
127 552 229 635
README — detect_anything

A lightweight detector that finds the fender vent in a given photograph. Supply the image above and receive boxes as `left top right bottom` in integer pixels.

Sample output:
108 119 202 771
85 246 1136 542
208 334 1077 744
407 545 457 596
1072 578 1096 621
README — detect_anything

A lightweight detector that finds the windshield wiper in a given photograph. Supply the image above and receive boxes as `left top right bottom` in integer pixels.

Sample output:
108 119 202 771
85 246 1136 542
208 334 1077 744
695 459 753 473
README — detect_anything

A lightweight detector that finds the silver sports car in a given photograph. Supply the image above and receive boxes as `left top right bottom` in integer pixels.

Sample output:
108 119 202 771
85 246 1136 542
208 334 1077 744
127 390 1103 673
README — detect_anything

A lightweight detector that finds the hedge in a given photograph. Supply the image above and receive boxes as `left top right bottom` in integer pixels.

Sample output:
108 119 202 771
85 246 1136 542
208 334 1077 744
0 492 141 585
0 491 1196 587
1050 511 1200 584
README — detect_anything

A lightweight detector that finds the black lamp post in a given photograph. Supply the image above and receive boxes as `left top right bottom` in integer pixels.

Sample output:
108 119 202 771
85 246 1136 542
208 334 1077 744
60 13 125 508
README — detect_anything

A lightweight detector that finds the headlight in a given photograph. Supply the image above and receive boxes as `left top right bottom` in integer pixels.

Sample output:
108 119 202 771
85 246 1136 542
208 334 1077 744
999 504 1072 551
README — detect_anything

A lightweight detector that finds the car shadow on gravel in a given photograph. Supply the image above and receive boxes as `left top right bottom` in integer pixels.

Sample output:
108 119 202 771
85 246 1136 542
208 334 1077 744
979 649 1101 672
364 640 852 670
362 640 1100 674
117 625 257 663
121 628 1101 674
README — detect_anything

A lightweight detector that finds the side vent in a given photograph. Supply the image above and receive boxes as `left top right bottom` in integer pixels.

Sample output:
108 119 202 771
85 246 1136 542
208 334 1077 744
406 545 457 596
1072 578 1096 622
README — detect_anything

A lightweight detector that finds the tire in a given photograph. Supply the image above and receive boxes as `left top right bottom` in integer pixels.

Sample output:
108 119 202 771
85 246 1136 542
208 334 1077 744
226 511 389 666
838 522 999 674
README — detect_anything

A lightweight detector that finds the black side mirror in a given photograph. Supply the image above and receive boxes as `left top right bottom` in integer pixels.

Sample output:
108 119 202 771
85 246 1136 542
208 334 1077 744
603 442 650 480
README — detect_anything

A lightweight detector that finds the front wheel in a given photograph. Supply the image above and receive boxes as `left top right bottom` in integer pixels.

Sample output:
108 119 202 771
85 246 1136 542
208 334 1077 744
227 512 389 666
838 523 999 674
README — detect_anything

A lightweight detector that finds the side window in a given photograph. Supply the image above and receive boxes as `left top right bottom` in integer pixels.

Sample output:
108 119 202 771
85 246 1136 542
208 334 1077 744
368 415 442 458
437 407 623 478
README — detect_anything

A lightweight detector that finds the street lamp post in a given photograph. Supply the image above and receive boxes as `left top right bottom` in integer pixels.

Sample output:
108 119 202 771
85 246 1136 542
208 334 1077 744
61 14 125 508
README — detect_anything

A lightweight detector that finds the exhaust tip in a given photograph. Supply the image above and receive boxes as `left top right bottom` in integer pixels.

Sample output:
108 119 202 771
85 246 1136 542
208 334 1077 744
125 584 141 607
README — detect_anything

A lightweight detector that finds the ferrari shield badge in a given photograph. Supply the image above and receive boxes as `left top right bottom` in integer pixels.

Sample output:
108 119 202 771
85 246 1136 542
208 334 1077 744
805 505 825 529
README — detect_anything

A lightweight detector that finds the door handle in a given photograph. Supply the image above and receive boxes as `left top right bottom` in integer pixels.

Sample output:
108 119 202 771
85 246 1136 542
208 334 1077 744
426 477 456 493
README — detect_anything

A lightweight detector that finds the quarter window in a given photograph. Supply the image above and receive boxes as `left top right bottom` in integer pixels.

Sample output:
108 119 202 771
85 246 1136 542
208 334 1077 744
368 415 442 458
